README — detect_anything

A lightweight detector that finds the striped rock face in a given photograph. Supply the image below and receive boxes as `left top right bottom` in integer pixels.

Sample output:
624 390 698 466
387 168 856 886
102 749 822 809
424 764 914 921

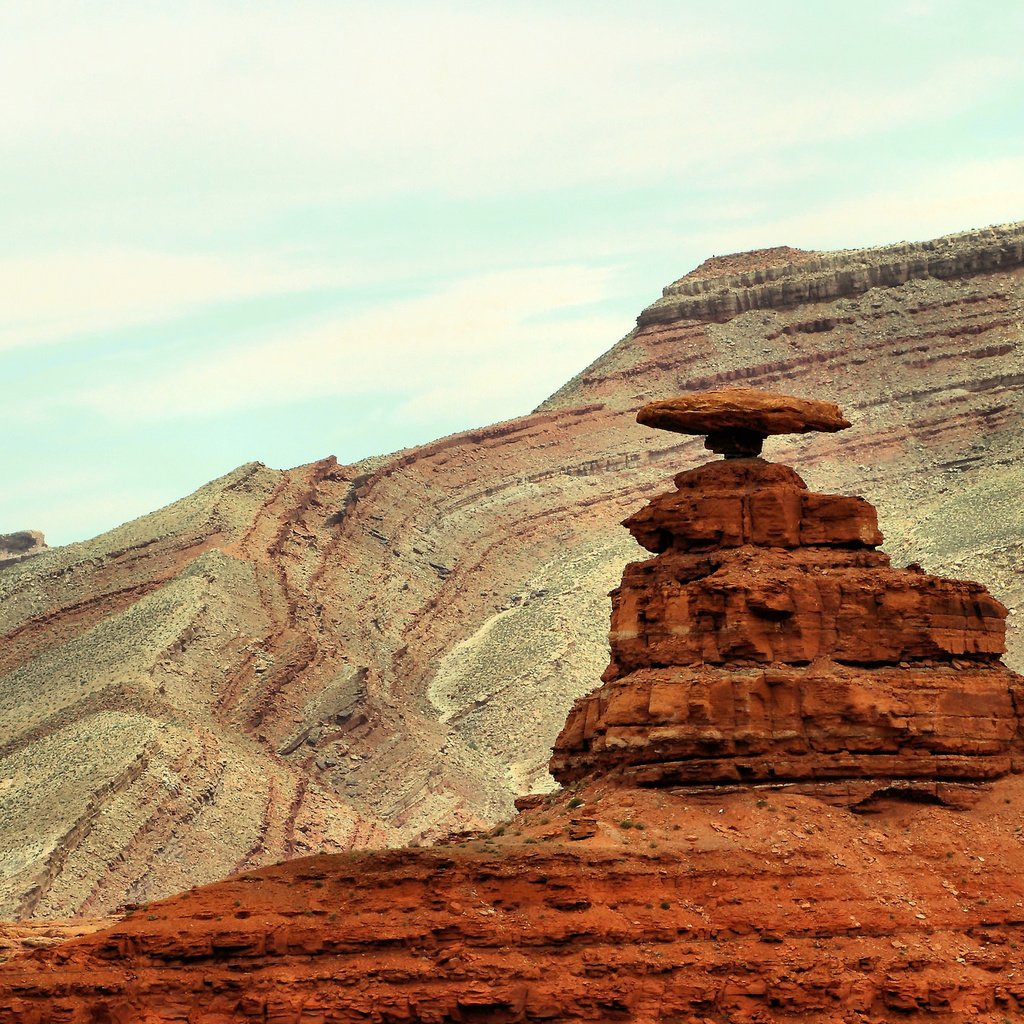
1 221 1021 920
551 438 1024 803
6 419 1024 1024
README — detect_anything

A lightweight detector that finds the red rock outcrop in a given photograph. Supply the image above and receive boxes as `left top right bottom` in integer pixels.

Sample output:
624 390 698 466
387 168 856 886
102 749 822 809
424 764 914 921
3 390 1024 1022
10 779 1024 1023
551 398 1022 800
636 388 852 437
0 918 112 964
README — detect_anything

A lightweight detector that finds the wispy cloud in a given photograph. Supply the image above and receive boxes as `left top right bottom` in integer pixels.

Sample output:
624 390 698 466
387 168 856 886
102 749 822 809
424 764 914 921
68 264 623 423
3 2 1022 544
0 248 346 350
4 4 1015 206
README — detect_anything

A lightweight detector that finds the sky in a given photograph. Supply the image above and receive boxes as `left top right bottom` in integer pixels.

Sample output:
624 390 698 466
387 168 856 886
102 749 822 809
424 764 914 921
3 1 1023 546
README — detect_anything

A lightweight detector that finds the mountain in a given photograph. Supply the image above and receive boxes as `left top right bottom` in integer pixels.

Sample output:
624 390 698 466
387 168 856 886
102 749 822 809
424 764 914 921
3 387 1024 1021
1 220 1022 918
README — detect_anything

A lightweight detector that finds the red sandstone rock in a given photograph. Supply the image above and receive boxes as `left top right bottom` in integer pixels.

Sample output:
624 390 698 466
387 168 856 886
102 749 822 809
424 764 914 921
1 223 1021 920
624 460 882 552
552 444 1019 798
7 781 1024 1022
637 388 851 437
0 918 111 964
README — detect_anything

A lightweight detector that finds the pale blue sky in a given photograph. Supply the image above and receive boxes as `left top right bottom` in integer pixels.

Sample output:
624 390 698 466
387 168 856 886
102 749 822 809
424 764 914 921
3 1 1023 544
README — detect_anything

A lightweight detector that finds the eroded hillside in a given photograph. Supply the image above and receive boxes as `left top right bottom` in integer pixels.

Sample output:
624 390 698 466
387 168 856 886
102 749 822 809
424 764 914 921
1 221 1021 917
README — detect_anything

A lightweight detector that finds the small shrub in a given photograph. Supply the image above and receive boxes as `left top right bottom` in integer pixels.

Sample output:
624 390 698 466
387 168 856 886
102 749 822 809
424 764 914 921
660 901 671 910
567 797 584 809
619 819 633 829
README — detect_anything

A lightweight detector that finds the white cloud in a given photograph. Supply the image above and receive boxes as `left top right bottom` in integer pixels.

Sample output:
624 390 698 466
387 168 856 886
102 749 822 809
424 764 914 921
3 4 1015 205
72 264 624 422
0 248 346 350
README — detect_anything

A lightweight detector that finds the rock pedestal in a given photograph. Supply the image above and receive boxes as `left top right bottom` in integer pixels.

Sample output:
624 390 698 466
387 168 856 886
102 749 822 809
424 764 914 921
551 391 1024 803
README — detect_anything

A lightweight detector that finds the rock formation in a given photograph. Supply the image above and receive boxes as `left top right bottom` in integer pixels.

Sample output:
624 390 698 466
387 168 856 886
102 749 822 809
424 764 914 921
636 222 1024 326
1 221 1021 917
552 390 1022 804
0 530 46 569
3 390 1024 1023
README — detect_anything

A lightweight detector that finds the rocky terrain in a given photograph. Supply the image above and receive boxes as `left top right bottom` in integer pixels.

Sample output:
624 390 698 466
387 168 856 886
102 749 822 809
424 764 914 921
1 220 1022 918
0 531 46 570
2 391 1024 1022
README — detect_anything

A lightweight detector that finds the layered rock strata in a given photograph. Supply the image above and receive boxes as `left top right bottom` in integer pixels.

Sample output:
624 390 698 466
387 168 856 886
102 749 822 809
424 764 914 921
3 395 1024 1022
552 396 1022 801
10 780 1024 1023
637 221 1024 326
1 220 1021 917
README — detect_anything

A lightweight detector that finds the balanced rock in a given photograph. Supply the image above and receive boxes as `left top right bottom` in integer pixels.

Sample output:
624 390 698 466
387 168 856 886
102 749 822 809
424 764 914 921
636 387 851 437
637 387 851 457
552 390 1023 803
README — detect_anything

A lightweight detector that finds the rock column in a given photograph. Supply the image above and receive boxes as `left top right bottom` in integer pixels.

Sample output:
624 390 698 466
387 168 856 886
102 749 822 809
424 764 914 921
551 389 1023 804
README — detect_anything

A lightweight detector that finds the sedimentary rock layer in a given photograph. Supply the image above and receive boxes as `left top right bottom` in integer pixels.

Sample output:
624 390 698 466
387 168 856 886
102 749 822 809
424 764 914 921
551 451 1022 794
607 551 1005 670
636 388 851 436
637 221 1024 325
7 781 1024 1022
1 221 1021 916
552 662 1024 788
